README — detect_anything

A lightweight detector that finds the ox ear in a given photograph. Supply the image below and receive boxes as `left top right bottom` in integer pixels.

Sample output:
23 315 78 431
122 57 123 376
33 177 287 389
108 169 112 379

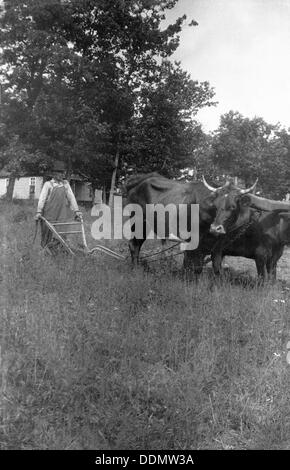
240 194 251 207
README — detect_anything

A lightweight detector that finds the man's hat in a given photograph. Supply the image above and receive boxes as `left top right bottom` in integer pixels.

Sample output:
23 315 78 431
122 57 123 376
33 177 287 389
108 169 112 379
52 160 66 172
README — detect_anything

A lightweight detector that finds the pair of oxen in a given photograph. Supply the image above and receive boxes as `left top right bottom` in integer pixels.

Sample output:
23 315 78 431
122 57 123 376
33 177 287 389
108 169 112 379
125 173 290 280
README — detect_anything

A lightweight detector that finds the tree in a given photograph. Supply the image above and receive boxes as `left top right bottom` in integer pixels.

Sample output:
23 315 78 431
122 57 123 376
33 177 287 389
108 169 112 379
0 133 48 199
211 111 290 198
125 61 215 178
0 0 216 200
212 111 275 186
259 128 290 199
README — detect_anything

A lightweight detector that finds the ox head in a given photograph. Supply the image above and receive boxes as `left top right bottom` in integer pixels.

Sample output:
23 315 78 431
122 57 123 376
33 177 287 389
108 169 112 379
198 178 232 226
202 177 258 236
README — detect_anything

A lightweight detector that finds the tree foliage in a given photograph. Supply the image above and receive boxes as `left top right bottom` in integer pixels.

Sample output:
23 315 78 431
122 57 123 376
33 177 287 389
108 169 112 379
0 0 215 199
125 61 215 177
211 111 290 198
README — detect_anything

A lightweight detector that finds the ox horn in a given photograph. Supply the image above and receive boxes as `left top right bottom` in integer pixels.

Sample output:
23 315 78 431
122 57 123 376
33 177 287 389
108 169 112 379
202 175 230 192
239 178 258 194
245 194 290 212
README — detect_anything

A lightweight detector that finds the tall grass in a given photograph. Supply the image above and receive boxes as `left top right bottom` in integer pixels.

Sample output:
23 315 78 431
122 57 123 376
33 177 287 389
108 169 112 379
1 200 290 449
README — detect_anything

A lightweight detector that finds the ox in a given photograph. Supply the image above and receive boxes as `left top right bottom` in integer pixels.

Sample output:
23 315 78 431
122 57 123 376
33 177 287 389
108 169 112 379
183 179 258 275
124 172 216 267
124 173 257 272
203 179 290 279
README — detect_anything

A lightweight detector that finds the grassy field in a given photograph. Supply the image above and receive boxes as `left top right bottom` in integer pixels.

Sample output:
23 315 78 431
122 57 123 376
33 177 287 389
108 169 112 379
1 200 290 450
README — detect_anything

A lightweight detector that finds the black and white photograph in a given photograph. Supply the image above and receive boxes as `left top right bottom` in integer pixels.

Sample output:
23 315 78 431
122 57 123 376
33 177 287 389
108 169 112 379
1 0 290 454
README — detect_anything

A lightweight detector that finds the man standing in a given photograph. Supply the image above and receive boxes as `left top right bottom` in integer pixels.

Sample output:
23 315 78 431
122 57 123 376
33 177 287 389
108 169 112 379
35 161 82 253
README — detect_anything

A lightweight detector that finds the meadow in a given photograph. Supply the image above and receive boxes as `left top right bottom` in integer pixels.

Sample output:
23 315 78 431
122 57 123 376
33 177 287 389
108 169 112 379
1 200 290 450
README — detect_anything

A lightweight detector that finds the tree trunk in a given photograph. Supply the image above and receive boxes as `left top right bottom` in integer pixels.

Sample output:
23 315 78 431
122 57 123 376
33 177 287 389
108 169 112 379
108 145 120 208
66 157 73 181
5 177 16 201
103 185 107 204
90 180 98 204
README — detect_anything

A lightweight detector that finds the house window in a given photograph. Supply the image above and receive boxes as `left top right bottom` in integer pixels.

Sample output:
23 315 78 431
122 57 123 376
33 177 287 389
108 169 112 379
29 177 36 197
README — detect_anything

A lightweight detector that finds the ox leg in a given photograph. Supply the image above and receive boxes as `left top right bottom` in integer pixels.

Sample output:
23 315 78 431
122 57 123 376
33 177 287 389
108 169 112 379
129 238 145 267
160 239 168 260
271 264 277 281
212 251 223 275
266 247 283 281
255 257 267 280
183 249 205 277
266 258 276 281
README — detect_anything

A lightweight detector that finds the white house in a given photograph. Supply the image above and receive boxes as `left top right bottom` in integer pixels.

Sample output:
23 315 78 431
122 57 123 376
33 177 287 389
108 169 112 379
70 174 93 202
0 175 9 197
0 172 93 202
0 173 43 200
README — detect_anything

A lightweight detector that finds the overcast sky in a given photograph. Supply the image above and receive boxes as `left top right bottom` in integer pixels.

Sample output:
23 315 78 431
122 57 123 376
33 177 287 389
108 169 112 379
165 0 290 132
